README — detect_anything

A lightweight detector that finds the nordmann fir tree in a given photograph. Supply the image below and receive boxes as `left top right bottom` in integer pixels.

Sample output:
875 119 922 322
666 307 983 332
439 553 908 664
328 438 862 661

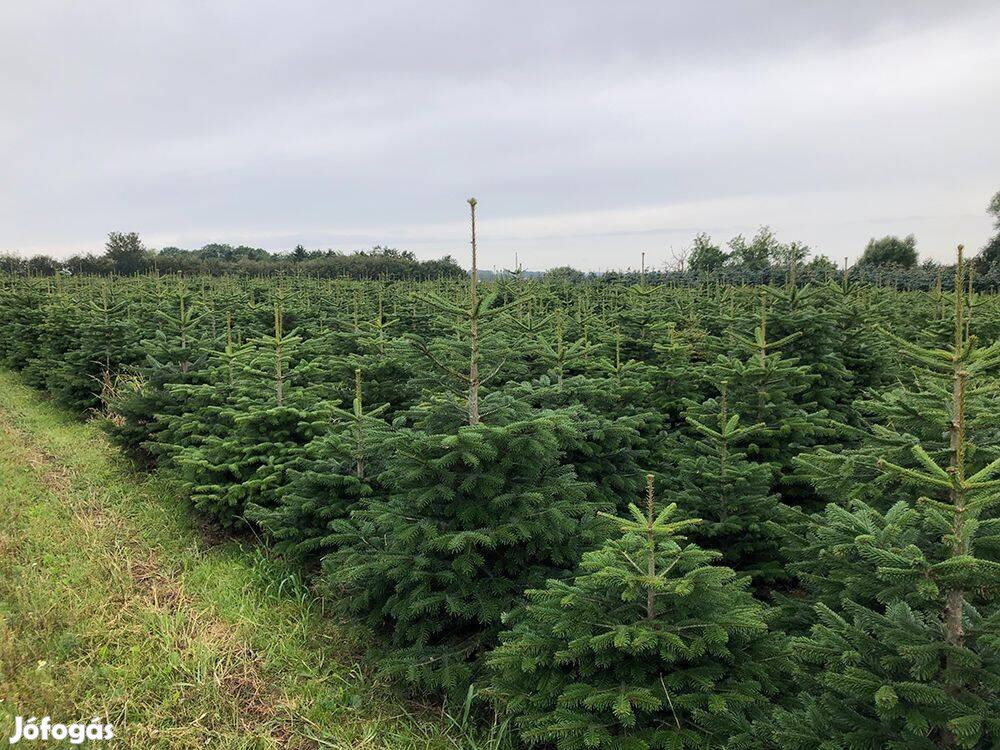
321 199 605 697
684 291 832 508
668 382 788 585
599 330 659 412
535 308 597 387
166 290 337 527
406 198 527 425
508 303 556 381
764 270 854 422
250 367 390 565
646 320 705 428
104 280 208 464
497 311 657 514
791 271 998 518
316 281 420 415
21 280 86 393
501 372 655 515
48 282 141 413
0 277 46 370
489 475 785 750
773 247 1000 749
321 410 598 697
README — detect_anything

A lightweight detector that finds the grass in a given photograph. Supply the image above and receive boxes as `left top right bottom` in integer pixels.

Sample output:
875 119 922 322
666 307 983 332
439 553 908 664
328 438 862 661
0 371 488 749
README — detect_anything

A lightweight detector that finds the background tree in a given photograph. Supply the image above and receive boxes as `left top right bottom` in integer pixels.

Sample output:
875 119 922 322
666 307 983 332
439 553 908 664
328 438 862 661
27 254 60 276
104 231 149 274
0 254 25 274
858 234 918 268
804 254 839 279
687 233 728 274
974 190 1000 272
544 266 586 283
727 226 782 275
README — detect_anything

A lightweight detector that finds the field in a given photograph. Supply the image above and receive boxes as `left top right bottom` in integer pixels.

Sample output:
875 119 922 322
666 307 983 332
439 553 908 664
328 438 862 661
1 254 998 748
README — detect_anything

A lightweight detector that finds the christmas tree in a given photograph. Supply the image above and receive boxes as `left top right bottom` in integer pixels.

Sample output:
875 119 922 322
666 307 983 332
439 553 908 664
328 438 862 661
774 248 1000 749
322 412 601 697
250 367 390 564
668 383 788 584
104 280 208 464
489 475 785 749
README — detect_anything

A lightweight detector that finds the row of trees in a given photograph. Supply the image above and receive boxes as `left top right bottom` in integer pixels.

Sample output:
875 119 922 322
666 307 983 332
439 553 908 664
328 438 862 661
0 232 466 280
676 190 1000 276
683 228 951 276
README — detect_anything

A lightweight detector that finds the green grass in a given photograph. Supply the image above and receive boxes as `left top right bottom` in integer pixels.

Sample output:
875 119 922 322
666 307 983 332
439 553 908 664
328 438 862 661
0 371 489 749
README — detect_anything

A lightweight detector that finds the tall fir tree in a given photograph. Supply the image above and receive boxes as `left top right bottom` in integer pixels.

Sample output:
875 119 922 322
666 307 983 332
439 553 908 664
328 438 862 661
774 248 1000 749
322 412 602 697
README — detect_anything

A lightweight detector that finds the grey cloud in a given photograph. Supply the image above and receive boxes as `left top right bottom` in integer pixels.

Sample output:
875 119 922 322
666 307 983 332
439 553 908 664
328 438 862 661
1 0 998 268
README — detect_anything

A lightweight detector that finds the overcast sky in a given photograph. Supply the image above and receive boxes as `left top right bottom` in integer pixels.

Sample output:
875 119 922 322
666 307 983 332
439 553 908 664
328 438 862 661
2 1 998 270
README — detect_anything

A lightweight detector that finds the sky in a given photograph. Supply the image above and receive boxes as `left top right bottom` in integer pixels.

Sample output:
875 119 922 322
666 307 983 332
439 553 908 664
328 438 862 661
2 1 998 271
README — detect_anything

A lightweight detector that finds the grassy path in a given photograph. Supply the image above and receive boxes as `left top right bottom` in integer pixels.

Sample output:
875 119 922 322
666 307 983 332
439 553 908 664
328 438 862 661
0 372 465 749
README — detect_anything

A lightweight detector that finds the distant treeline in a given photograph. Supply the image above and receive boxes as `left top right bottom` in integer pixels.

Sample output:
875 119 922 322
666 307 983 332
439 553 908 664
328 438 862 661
0 236 466 280
550 261 1000 291
3 208 1000 290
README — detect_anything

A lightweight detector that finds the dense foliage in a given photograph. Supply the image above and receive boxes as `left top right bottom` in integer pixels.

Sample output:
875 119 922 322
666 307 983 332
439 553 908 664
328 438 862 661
1 239 998 748
1 237 467 280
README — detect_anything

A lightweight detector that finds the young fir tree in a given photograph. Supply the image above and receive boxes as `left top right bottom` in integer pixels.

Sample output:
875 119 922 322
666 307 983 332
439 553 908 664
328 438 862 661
508 303 556 380
21 284 86 392
668 383 788 584
489 475 785 750
526 381 654 512
764 281 854 422
793 276 999 517
318 283 420 416
534 308 597 386
684 292 833 507
166 292 337 527
0 278 47 371
826 280 900 404
104 281 208 464
646 320 706 428
598 331 660 412
249 367 390 565
322 412 601 697
774 248 1000 749
47 283 141 413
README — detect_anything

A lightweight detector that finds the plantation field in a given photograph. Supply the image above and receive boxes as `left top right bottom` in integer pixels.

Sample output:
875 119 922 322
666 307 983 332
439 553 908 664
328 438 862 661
1 252 999 748
0 372 475 749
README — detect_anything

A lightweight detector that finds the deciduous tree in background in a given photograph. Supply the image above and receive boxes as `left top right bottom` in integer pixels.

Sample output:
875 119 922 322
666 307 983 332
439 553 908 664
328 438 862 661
103 231 149 274
687 232 728 274
974 190 1000 272
859 234 918 268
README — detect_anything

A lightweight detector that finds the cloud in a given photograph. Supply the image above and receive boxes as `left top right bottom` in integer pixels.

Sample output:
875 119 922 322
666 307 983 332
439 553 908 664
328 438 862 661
2 0 997 268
